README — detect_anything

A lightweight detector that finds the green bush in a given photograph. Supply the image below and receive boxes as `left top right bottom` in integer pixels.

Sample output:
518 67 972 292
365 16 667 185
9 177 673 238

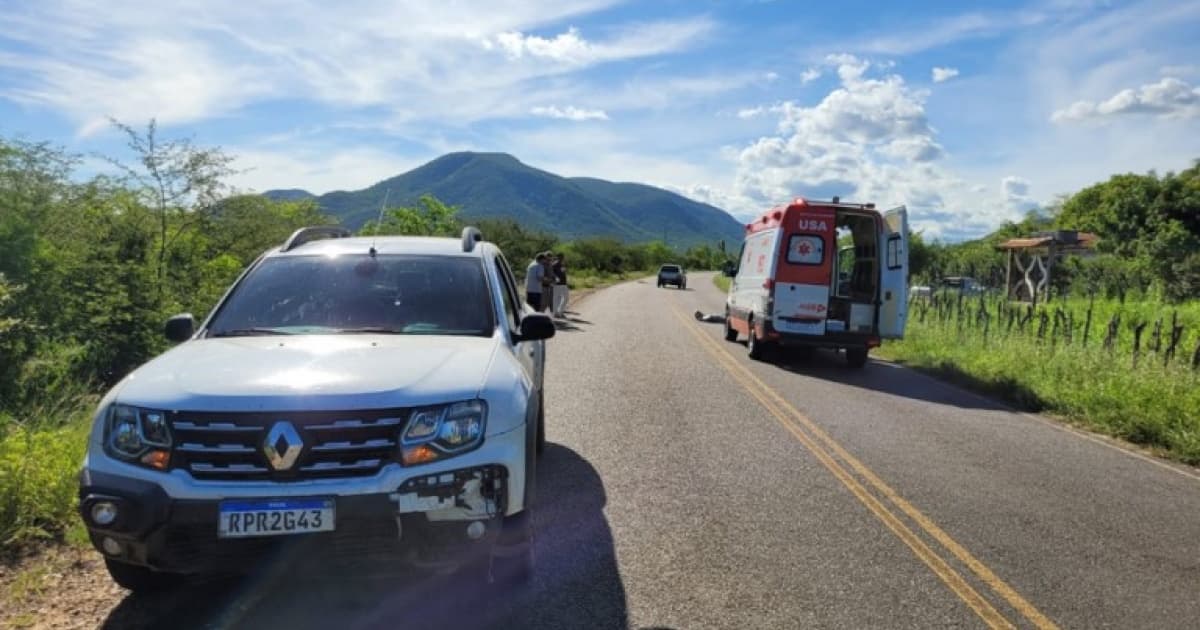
0 386 94 549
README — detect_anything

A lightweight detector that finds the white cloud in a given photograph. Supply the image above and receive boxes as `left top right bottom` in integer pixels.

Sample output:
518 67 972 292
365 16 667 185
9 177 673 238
492 28 593 63
1001 176 1037 213
487 18 712 66
0 1 711 135
674 53 1028 239
800 68 821 84
227 145 420 195
932 67 960 83
1051 76 1200 122
530 105 609 121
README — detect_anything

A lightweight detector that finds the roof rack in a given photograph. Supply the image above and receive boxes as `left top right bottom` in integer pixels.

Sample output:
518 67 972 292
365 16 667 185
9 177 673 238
461 226 483 253
281 226 352 252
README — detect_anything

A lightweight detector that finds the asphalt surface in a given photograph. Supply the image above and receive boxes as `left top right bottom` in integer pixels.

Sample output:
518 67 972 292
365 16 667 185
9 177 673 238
93 274 1199 629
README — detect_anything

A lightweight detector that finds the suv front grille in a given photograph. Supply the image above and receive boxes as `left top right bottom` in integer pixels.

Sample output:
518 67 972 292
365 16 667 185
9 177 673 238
169 410 409 481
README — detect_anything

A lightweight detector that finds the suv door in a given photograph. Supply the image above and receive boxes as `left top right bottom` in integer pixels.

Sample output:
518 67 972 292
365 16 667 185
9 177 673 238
879 206 909 339
494 253 542 390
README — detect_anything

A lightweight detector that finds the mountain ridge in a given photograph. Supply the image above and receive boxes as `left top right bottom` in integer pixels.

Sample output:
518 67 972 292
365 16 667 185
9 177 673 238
263 152 743 247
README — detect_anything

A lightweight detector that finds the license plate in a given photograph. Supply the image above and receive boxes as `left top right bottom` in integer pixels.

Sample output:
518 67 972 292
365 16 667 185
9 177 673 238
218 498 335 538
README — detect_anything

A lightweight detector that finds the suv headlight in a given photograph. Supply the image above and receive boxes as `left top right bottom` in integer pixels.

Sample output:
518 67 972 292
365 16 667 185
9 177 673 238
104 404 172 470
400 400 486 465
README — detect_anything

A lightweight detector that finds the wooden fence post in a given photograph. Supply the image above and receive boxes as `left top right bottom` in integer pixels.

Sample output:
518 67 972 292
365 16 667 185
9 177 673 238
1103 314 1120 352
1165 323 1183 368
1150 317 1163 355
1132 321 1147 368
1082 294 1094 347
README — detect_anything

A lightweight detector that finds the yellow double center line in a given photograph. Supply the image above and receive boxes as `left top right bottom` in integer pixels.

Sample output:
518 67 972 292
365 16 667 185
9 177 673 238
672 307 1058 630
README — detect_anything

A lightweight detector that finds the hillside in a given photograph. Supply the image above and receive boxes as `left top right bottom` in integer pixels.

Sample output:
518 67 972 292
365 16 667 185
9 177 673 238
263 152 744 246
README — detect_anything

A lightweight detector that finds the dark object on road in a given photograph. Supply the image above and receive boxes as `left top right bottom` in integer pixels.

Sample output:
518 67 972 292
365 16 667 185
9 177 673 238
694 310 726 323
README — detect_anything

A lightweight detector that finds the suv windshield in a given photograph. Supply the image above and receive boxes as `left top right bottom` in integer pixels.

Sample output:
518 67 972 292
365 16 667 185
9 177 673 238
207 254 494 337
660 265 681 273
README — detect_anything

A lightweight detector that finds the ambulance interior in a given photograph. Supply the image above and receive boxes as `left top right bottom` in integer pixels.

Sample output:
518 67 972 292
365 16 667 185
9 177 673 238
829 211 879 334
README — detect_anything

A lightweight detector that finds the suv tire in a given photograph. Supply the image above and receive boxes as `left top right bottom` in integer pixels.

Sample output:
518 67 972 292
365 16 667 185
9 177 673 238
491 510 534 586
846 347 869 369
105 559 178 593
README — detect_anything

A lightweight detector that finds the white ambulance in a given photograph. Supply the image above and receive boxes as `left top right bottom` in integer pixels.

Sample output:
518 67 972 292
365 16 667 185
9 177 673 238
721 197 909 367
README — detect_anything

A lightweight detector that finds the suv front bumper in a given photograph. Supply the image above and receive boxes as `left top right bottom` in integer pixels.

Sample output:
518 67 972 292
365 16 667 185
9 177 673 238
79 424 528 574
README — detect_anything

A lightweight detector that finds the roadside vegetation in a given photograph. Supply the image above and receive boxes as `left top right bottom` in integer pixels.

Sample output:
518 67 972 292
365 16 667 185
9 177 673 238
713 274 731 293
0 124 730 553
881 295 1200 464
889 161 1200 464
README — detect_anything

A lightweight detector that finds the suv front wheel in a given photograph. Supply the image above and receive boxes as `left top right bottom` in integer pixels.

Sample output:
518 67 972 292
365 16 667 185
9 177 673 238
105 559 179 593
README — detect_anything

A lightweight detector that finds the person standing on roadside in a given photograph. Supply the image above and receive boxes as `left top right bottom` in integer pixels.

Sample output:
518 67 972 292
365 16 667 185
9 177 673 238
525 253 548 311
540 252 555 312
551 253 569 317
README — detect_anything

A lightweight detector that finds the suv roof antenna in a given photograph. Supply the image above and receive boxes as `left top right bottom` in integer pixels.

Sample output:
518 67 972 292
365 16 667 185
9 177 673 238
370 189 390 257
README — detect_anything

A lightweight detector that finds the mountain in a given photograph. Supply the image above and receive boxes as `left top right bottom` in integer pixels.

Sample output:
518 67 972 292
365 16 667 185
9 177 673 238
263 152 743 247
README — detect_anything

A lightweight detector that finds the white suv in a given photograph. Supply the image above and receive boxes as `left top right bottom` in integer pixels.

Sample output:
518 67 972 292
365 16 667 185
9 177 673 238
77 226 554 591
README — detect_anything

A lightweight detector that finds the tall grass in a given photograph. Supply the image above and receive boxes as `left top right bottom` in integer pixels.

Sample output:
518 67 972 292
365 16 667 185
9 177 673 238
0 385 95 552
713 274 731 293
882 295 1200 464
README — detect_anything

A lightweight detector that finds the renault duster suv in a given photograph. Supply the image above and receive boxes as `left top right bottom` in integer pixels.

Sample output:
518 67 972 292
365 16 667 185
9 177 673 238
77 226 554 591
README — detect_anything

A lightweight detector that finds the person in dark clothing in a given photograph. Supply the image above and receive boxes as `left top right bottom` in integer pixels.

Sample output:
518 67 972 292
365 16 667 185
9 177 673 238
551 253 569 317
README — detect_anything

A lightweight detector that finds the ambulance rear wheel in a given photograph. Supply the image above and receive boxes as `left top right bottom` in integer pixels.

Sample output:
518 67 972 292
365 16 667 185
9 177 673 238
723 313 738 342
845 347 868 369
747 319 768 360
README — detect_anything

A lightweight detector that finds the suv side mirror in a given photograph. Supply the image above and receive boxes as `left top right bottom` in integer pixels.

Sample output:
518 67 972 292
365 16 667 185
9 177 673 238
722 261 737 277
165 313 196 342
516 313 556 342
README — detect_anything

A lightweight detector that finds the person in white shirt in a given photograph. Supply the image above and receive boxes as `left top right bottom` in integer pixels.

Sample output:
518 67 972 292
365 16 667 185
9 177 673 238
525 253 548 311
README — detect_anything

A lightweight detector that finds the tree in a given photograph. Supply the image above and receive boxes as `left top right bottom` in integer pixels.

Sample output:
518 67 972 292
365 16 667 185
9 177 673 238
361 194 462 237
107 119 236 301
472 218 558 265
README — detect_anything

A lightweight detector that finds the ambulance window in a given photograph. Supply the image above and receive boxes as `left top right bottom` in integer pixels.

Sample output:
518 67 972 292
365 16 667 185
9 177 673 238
886 235 902 270
787 235 824 265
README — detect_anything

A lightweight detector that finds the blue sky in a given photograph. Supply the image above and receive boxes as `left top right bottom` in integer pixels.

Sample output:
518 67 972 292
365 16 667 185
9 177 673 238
2 0 1198 240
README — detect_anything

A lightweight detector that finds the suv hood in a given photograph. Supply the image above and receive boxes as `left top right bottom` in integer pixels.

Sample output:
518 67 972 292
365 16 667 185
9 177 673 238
114 335 499 412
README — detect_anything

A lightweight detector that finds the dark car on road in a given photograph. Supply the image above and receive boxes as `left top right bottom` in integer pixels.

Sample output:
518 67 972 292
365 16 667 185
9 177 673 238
657 264 687 289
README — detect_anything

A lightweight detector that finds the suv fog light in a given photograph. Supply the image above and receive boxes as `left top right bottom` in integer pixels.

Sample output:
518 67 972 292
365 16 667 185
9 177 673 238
90 501 119 527
101 537 123 556
466 520 486 540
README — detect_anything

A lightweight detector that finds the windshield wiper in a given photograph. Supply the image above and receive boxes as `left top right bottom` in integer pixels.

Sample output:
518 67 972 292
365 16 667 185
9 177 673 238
332 327 405 334
209 328 293 338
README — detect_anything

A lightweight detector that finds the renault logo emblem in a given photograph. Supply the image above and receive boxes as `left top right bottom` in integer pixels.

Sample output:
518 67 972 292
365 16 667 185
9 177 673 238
263 422 303 471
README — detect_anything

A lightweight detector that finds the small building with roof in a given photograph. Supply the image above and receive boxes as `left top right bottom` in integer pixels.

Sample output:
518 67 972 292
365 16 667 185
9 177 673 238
996 230 1099 301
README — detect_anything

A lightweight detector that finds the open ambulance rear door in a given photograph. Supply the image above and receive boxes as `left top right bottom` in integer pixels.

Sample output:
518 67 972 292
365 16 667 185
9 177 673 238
879 205 909 339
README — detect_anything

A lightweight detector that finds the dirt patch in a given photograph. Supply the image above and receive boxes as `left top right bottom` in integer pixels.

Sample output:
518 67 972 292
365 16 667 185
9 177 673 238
1 546 124 629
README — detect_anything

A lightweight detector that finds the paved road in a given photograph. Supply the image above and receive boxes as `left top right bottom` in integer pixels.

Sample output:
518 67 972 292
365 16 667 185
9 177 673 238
90 274 1199 629
524 274 1199 629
